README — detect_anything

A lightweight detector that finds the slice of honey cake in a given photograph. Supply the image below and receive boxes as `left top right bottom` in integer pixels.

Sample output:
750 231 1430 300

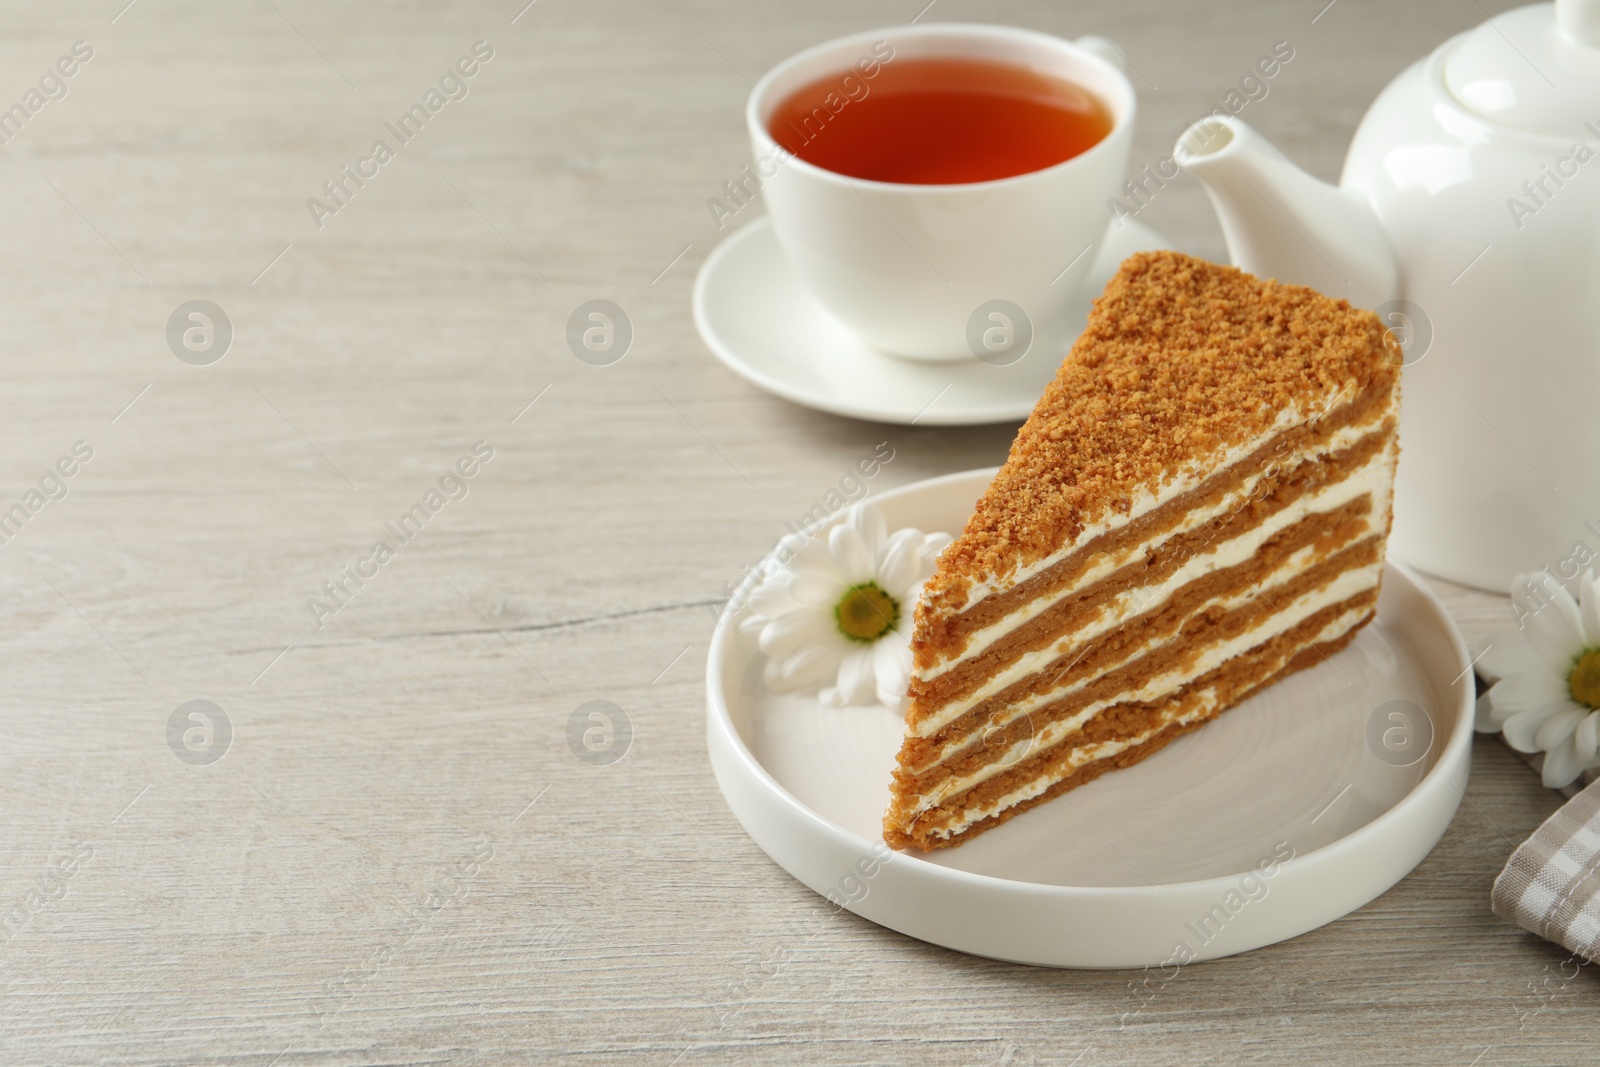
884 251 1400 851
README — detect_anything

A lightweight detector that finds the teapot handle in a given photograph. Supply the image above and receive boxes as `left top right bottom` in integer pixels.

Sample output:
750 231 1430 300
1558 0 1600 46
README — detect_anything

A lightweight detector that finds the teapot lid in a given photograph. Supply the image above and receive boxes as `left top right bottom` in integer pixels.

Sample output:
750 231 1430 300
1444 0 1600 138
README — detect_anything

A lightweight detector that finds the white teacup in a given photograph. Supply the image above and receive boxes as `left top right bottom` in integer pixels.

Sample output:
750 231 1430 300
747 23 1136 363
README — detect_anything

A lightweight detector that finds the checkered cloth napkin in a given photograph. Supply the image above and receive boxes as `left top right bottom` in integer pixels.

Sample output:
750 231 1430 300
1473 678 1600 959
1473 597 1600 959
1491 774 1600 963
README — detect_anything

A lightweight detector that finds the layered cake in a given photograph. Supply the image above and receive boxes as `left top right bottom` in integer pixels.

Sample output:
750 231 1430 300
883 251 1400 851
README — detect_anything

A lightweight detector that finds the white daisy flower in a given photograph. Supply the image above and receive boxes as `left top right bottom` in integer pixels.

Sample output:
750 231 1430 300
1479 570 1600 789
739 502 951 712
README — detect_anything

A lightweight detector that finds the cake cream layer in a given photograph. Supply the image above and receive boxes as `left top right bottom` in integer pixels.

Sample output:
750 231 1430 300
890 593 1376 848
897 554 1385 816
905 501 1383 776
900 545 1383 803
924 600 1374 844
911 378 1394 684
917 409 1390 687
909 429 1396 741
915 435 1401 758
906 498 1388 778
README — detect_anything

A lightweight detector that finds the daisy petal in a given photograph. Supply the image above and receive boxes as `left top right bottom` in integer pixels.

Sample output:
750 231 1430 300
1491 692 1572 733
1575 711 1600 763
829 523 873 586
766 642 844 692
876 529 923 595
746 577 797 619
1474 691 1500 734
791 535 842 582
757 611 833 659
834 646 877 706
847 504 888 558
873 632 913 707
1476 633 1539 686
1502 703 1569 751
1582 571 1600 648
1516 572 1584 661
1543 741 1588 789
786 567 840 608
1535 707 1589 751
1489 670 1571 715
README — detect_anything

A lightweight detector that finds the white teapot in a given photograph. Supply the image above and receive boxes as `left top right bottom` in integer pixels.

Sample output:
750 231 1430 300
1175 0 1600 592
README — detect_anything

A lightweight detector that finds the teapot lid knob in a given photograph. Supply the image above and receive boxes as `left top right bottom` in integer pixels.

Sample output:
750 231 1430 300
1558 0 1600 46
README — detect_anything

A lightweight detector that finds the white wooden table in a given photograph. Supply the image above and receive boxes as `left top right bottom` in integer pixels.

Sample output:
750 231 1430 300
0 1 1590 1064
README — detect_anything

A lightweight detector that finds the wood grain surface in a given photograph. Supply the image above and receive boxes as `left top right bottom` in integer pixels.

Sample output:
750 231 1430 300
0 1 1589 1064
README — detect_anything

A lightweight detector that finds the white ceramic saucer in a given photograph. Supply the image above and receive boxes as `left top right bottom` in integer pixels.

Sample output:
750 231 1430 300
705 469 1476 968
692 217 1169 425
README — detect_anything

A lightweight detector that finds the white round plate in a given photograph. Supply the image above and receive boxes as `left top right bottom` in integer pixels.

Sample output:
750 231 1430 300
705 469 1475 968
692 217 1168 426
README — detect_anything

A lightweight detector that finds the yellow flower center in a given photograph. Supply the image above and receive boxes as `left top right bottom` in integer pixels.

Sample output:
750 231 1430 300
835 582 899 643
1571 649 1600 709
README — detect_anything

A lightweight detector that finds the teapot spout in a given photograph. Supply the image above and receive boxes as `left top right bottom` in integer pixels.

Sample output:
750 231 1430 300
1174 116 1397 310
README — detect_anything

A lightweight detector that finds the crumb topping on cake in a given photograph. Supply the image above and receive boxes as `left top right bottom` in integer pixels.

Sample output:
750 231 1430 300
924 251 1399 613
